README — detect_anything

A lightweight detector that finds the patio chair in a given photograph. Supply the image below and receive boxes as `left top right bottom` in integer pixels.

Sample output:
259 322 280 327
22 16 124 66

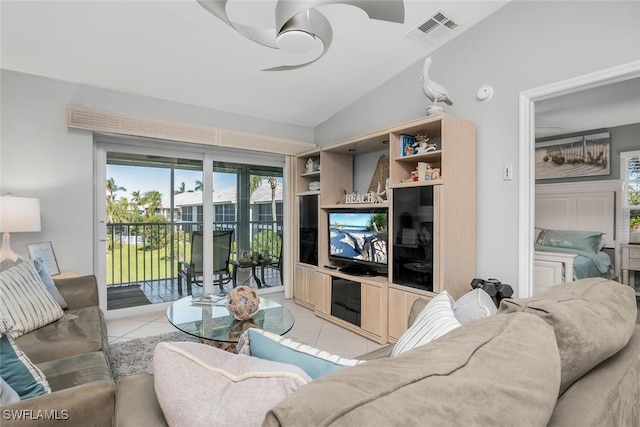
260 237 283 286
178 230 234 295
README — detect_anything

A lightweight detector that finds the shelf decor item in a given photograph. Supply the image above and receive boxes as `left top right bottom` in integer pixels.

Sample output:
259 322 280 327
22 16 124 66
400 135 416 157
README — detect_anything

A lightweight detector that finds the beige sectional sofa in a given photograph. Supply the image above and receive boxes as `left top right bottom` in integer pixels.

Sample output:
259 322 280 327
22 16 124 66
2 275 115 427
116 278 639 427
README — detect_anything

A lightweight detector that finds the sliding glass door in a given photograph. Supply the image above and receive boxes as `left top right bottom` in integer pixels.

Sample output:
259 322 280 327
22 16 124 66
96 138 285 312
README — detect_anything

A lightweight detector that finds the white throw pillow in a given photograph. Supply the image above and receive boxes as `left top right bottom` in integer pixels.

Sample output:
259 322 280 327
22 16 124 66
153 341 312 427
392 291 461 357
454 288 497 324
0 262 64 338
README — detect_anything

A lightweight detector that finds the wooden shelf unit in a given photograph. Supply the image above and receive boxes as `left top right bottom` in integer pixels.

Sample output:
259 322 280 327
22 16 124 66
294 113 476 343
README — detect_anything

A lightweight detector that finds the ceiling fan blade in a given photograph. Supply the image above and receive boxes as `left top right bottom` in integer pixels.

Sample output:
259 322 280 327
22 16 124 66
197 0 277 48
275 0 404 32
262 9 333 71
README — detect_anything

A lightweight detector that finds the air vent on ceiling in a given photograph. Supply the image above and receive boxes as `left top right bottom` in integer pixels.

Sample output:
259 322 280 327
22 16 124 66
407 10 460 47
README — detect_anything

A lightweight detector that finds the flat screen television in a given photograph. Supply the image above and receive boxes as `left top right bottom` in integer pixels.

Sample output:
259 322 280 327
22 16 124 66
328 209 388 276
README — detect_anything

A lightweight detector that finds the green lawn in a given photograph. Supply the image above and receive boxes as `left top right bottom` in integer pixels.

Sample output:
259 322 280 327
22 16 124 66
106 244 186 286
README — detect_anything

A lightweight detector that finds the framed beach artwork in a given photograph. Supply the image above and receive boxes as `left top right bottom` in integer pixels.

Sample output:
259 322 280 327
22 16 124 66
27 241 60 276
535 131 610 180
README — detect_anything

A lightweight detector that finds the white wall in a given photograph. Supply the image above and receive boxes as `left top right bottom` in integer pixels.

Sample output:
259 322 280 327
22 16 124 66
0 71 313 275
314 1 640 292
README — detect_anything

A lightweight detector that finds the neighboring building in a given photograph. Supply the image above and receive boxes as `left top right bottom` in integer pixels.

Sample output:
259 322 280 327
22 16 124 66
160 180 283 226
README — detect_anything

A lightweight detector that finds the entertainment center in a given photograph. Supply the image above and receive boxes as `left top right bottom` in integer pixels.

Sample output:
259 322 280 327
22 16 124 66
294 113 476 344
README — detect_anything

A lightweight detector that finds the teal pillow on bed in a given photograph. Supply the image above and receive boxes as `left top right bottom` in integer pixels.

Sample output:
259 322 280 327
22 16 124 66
536 229 604 254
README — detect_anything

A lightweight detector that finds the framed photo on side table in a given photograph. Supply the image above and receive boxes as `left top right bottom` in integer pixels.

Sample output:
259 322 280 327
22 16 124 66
27 241 60 276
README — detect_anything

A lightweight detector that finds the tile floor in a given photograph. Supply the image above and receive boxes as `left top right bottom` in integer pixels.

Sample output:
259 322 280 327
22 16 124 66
106 291 383 359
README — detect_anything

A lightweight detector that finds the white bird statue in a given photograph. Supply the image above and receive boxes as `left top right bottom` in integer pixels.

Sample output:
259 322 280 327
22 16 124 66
421 57 453 115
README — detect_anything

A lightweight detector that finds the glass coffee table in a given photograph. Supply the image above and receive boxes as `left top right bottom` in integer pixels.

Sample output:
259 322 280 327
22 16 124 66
167 295 294 352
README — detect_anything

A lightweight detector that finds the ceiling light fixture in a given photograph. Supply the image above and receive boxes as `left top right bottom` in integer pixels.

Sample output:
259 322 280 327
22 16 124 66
197 0 405 71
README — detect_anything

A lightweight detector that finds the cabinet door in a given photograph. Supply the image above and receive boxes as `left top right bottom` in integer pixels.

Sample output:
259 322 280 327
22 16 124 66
361 283 385 338
293 264 311 305
313 272 331 315
388 288 424 341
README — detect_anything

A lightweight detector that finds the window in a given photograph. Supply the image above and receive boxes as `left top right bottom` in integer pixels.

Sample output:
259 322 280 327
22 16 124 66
621 150 640 242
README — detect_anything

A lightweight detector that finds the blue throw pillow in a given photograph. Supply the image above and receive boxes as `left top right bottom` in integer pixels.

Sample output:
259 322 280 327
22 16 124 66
33 259 67 309
239 328 363 379
0 320 51 400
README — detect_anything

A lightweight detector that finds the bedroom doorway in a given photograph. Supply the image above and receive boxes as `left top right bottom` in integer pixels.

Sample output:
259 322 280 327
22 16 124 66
518 60 640 297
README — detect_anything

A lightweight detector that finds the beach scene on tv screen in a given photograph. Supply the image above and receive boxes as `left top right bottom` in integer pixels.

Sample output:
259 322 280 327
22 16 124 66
329 212 387 264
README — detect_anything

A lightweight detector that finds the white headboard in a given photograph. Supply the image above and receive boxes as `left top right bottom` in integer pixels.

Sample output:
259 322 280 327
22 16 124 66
535 180 621 248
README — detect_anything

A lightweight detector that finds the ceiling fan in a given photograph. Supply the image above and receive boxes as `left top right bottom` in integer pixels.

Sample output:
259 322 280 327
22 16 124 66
196 0 405 71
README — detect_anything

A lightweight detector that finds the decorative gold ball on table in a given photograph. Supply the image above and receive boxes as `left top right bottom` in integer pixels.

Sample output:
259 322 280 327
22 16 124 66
225 286 259 320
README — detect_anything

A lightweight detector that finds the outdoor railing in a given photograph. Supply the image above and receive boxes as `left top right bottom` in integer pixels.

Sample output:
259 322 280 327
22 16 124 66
106 220 283 286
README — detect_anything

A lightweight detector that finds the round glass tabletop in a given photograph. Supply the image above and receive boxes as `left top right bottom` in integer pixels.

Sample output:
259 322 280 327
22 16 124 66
167 295 294 343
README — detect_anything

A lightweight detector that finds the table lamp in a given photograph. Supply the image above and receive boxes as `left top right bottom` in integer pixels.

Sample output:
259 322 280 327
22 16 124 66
0 194 41 263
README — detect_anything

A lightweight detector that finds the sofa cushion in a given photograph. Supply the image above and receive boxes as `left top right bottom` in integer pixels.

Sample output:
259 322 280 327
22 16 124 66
33 258 68 309
264 312 561 427
153 341 311 427
498 278 637 394
0 262 64 338
391 291 461 356
15 306 107 364
237 328 364 379
0 320 51 400
454 288 497 324
38 351 112 392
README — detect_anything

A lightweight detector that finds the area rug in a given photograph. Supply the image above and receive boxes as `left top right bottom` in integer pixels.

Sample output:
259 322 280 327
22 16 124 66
108 331 197 384
107 285 152 310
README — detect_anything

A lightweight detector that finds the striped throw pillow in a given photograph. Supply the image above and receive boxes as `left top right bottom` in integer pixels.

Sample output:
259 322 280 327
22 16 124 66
239 328 364 379
0 262 64 339
0 319 51 399
392 291 461 356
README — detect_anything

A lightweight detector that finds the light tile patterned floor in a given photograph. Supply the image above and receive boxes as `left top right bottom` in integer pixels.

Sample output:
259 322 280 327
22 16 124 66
105 291 383 359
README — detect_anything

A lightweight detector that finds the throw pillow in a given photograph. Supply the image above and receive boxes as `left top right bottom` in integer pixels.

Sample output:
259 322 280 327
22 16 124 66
0 377 20 405
0 262 64 338
392 291 461 357
32 258 68 309
153 341 311 427
498 277 637 394
454 288 497 324
0 319 51 400
238 328 364 379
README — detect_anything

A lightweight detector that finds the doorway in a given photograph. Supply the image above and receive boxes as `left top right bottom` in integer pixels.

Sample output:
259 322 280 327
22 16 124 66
518 60 640 297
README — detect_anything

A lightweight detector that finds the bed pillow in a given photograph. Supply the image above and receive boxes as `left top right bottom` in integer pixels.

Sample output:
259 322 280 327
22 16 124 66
32 258 67 309
535 228 604 254
0 319 51 400
392 291 461 356
153 341 311 427
237 328 364 379
0 262 64 338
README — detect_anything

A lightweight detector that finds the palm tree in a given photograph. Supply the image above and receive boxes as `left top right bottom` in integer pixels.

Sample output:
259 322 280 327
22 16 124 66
106 178 126 223
174 182 186 194
143 190 163 220
249 176 279 233
194 180 203 192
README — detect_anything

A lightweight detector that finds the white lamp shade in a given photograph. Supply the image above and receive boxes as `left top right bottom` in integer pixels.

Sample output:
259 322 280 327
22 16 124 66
0 196 41 233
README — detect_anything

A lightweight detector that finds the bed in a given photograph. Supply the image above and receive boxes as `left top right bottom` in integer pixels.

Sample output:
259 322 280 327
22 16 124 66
533 181 621 295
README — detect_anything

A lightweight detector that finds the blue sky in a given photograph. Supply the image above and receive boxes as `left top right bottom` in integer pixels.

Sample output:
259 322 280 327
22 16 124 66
106 165 236 199
329 212 373 229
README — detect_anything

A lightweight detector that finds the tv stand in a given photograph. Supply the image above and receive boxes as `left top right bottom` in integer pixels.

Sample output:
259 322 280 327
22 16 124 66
338 266 378 277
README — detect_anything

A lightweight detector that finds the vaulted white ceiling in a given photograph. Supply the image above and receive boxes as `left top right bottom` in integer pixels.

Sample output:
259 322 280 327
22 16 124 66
1 0 510 127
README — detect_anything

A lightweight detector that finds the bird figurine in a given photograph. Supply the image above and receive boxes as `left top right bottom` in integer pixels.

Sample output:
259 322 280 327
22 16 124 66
421 57 453 115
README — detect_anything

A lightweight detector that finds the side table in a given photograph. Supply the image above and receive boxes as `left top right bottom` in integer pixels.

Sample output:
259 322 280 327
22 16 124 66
620 244 640 296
